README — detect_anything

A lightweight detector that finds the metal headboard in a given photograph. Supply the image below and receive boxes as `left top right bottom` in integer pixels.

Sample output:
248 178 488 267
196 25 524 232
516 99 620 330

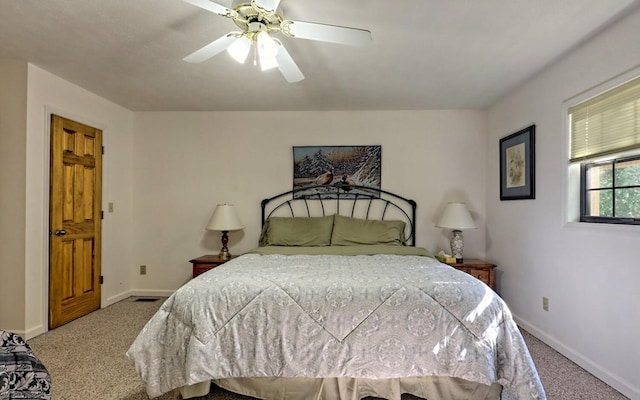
261 185 417 246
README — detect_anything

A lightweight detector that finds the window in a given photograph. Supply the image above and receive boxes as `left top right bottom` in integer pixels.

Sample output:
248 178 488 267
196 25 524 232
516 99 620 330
581 155 640 224
569 75 640 225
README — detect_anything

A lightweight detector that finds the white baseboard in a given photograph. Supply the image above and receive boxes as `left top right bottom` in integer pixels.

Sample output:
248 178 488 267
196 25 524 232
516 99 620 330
104 289 174 307
129 289 175 298
21 290 175 341
514 315 640 400
11 326 44 340
104 290 134 307
24 324 47 340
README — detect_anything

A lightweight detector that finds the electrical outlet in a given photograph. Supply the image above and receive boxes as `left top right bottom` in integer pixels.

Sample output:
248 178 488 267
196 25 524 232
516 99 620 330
140 265 147 275
542 296 549 311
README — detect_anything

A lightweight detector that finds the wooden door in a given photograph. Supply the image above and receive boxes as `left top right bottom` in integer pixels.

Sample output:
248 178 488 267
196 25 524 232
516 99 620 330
49 114 102 329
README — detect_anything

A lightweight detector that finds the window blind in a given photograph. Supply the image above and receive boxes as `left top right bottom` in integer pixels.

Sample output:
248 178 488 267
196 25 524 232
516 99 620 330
569 76 640 162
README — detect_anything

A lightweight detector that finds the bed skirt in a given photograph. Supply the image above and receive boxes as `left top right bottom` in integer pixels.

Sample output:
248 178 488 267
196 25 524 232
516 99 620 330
180 376 503 400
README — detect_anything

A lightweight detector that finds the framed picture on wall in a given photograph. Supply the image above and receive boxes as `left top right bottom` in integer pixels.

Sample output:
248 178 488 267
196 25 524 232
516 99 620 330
499 125 535 200
292 145 381 198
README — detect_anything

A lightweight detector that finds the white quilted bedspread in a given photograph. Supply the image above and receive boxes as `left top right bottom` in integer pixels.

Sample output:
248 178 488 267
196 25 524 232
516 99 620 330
126 254 545 399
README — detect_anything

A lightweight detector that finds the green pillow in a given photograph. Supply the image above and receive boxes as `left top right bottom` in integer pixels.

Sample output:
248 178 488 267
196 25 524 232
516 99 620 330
331 214 405 246
261 216 334 246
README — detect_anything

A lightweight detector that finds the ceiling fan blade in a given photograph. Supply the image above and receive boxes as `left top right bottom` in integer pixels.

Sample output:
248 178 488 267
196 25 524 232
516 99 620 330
252 0 281 12
275 43 304 83
183 33 238 63
282 20 371 46
182 0 233 16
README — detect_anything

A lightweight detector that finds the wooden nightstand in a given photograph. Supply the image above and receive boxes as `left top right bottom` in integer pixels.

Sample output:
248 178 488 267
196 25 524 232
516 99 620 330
445 259 496 290
189 255 237 278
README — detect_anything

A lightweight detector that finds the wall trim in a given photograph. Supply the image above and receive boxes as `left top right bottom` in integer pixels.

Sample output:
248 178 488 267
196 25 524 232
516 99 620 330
129 289 175 298
105 289 174 306
514 315 639 400
103 291 134 307
24 325 47 341
24 290 173 340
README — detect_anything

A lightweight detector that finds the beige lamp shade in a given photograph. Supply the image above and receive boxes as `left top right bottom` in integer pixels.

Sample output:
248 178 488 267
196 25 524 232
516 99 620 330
206 204 244 232
436 202 476 230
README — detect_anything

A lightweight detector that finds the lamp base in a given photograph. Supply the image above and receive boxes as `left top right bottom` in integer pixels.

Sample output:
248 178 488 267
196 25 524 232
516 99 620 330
218 249 232 260
219 230 231 260
450 229 464 263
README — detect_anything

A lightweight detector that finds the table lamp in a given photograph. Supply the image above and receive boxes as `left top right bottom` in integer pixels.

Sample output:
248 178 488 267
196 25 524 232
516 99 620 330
206 204 244 260
436 202 476 263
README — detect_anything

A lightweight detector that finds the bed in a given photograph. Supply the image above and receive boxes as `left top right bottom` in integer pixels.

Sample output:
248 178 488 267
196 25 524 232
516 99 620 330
126 185 546 400
0 330 51 400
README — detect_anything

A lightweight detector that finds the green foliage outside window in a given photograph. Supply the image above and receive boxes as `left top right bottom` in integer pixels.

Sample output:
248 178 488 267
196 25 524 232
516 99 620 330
583 156 640 222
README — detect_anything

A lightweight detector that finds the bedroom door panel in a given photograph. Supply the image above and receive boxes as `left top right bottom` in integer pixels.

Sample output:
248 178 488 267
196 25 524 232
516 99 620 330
49 114 102 329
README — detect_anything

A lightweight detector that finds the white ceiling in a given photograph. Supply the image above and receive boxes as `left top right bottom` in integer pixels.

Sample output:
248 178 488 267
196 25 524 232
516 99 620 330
1 0 638 111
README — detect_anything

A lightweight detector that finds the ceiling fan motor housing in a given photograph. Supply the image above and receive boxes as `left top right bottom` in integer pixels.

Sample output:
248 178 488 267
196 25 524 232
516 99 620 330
231 1 283 34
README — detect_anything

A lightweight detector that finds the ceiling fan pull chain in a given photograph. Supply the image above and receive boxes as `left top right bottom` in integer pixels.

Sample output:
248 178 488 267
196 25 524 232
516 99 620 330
253 44 258 66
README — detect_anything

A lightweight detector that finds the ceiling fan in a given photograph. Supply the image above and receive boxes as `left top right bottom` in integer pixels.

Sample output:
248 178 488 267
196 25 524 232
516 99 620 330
182 0 372 82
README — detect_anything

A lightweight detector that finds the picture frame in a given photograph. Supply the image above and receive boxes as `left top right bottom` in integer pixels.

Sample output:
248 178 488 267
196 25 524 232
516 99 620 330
499 125 535 200
292 145 381 198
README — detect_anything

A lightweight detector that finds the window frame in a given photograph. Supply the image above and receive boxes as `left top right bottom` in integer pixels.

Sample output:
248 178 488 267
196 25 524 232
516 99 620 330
580 153 640 225
564 67 640 227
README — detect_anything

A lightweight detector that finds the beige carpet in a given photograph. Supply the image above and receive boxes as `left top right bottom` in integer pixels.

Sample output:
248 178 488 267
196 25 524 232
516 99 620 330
27 297 628 400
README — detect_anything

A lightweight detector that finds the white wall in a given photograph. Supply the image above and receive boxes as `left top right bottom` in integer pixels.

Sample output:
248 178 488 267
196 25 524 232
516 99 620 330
486 8 640 399
23 65 135 338
132 110 488 291
0 60 28 332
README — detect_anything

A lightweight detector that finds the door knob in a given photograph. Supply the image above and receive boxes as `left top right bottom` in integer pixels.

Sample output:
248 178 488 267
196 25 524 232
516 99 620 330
55 229 67 236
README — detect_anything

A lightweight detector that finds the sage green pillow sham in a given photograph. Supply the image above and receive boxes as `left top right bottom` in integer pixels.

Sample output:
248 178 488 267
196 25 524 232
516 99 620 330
331 214 406 246
261 215 334 246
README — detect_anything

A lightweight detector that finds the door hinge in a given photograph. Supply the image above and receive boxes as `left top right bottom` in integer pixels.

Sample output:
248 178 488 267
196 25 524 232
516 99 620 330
101 211 104 219
102 145 104 155
100 275 104 284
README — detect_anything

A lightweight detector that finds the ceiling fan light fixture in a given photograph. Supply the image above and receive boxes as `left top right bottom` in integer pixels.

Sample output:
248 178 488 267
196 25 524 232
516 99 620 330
227 35 251 63
256 30 279 70
184 0 371 83
256 31 278 59
260 54 278 71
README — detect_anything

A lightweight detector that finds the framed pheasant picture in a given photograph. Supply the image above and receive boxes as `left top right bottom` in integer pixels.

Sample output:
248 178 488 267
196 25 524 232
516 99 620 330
292 145 381 198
